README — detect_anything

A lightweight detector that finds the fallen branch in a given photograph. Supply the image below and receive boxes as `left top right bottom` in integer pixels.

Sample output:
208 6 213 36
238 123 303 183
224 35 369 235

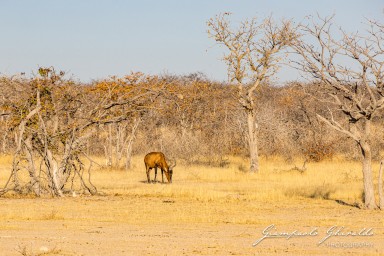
288 159 308 173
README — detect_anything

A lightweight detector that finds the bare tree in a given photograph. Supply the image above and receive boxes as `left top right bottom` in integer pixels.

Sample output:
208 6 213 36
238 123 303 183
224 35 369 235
207 13 297 172
293 15 384 209
0 68 165 196
102 118 141 170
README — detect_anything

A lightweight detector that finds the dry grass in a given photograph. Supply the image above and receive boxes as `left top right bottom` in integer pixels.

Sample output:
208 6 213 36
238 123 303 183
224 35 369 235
0 154 375 223
0 154 383 255
16 244 63 256
88 155 368 206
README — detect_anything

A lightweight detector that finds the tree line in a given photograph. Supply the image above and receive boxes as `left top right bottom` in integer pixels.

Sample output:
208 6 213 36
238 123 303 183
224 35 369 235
2 71 379 162
0 69 382 191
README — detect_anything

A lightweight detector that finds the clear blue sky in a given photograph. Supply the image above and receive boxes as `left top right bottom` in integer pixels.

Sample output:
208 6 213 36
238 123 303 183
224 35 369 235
0 0 382 82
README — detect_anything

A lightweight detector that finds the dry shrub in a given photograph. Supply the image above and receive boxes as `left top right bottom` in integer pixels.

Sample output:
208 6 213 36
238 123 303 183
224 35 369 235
303 142 336 162
285 183 337 200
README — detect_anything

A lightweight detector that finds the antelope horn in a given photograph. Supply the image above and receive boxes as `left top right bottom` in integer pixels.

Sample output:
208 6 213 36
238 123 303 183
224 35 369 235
170 159 176 168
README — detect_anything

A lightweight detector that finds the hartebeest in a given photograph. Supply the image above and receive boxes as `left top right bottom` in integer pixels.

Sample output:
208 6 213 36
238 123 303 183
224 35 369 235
144 152 176 183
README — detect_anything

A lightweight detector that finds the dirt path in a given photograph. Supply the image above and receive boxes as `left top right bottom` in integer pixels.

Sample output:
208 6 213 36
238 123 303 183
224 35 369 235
1 221 383 256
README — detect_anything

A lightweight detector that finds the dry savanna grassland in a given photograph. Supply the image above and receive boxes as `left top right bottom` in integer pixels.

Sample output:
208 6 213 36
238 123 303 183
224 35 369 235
0 155 383 256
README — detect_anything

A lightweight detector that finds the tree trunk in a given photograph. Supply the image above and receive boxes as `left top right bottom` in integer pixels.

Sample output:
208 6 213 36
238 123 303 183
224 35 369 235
360 144 377 209
247 109 259 172
125 118 141 170
108 124 113 167
46 149 63 196
359 120 377 209
24 136 40 195
1 133 7 154
379 160 384 210
116 124 122 167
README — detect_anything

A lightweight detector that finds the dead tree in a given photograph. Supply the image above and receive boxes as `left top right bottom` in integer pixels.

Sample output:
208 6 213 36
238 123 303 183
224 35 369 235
207 14 297 172
293 15 384 209
0 68 165 196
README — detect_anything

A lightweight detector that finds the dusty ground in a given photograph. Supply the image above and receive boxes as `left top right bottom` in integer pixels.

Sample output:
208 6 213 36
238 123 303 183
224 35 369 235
0 157 383 255
0 196 383 255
